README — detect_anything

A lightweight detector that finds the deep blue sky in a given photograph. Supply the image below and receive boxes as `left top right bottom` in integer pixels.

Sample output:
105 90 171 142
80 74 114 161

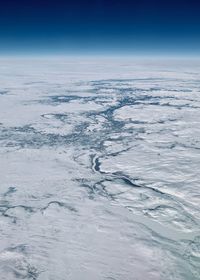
0 0 200 54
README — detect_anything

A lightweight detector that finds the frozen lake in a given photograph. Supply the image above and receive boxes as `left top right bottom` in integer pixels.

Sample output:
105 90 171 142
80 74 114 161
0 57 200 279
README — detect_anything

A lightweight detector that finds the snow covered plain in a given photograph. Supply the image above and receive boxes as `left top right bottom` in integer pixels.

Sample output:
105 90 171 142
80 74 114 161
0 57 200 279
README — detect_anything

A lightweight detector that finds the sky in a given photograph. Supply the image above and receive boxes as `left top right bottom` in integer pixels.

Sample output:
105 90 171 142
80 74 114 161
0 0 200 55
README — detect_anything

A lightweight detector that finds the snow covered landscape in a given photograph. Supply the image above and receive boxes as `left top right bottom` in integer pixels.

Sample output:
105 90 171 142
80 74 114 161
0 57 200 279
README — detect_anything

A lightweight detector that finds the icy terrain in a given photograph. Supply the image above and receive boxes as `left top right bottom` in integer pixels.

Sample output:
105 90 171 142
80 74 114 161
0 57 200 279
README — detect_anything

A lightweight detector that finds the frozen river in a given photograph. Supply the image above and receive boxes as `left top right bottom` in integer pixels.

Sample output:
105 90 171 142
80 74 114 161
0 57 200 279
